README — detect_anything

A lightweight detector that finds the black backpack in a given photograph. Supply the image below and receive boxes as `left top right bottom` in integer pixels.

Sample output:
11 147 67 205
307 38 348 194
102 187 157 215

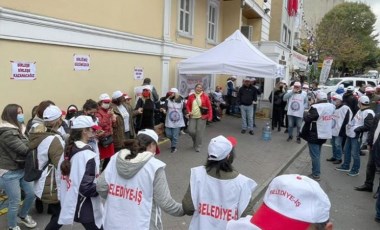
24 148 50 182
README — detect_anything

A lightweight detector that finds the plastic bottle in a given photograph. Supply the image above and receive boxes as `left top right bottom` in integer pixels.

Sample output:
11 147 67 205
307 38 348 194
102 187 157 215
262 122 272 141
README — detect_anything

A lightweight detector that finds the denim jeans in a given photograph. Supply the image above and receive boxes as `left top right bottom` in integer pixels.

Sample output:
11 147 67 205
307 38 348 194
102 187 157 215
308 143 322 176
0 169 35 228
342 137 360 173
287 115 302 137
253 104 257 126
165 127 181 148
240 105 253 131
331 136 343 160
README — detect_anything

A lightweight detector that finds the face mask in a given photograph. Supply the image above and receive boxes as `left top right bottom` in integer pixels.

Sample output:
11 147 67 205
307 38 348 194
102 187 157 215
17 114 24 123
101 103 110 109
142 91 151 98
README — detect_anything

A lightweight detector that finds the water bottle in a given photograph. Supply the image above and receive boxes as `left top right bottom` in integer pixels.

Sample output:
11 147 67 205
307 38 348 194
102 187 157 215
262 122 272 141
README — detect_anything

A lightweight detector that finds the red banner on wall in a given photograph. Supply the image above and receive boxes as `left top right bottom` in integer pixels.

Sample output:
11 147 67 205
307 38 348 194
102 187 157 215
287 0 298 16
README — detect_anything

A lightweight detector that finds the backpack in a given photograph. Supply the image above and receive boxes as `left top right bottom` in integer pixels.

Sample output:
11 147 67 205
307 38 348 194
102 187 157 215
23 148 50 182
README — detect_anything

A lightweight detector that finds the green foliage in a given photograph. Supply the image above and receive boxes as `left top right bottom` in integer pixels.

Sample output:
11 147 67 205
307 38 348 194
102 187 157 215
315 2 379 73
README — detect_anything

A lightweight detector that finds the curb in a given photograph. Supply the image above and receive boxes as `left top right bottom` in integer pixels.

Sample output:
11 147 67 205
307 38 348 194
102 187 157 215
251 143 307 205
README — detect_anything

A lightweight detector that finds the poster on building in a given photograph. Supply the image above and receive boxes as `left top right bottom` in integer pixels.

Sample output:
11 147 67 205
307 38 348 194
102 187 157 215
73 54 90 71
11 61 36 80
319 57 333 84
134 67 144 80
292 51 308 71
178 74 211 96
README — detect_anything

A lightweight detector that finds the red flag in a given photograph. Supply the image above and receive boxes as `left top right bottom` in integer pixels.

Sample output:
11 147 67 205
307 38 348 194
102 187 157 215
287 0 298 16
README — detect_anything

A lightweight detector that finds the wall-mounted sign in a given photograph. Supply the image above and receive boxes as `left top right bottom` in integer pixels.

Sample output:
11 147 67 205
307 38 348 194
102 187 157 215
11 61 36 80
134 67 144 80
74 54 90 71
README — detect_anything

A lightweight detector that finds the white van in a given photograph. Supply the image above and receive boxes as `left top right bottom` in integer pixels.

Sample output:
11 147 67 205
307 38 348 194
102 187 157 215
319 77 378 94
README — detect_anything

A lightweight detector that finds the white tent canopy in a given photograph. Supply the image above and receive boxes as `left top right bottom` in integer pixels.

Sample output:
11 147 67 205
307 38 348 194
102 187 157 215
178 30 284 79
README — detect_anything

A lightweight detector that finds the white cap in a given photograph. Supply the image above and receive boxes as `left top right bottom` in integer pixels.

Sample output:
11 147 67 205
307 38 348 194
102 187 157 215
226 216 262 230
347 86 355 91
365 87 375 92
124 94 131 100
302 84 309 89
208 135 237 161
359 95 370 105
251 174 331 229
43 105 62 121
231 75 237 79
280 80 287 84
332 94 343 101
137 129 158 143
71 115 100 130
99 93 111 102
251 77 257 81
244 77 251 81
316 92 328 101
293 82 301 87
112 90 124 99
142 85 151 91
338 84 344 89
68 105 77 111
169 88 179 93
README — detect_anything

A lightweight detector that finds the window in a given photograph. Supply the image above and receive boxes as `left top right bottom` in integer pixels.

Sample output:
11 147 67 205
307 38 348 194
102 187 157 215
207 0 219 42
367 81 376 87
288 30 291 46
342 80 353 88
178 0 194 36
282 25 288 44
356 80 365 87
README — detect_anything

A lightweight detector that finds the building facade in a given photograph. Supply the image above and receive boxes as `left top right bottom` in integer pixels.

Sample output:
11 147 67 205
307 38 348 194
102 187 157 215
0 0 271 114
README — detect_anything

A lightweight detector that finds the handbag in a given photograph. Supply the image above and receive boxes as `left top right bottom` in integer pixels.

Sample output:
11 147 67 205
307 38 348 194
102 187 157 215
99 135 113 147
195 96 209 115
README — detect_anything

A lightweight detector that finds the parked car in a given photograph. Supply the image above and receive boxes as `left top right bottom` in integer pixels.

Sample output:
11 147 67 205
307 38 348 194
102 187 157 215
368 70 379 79
319 77 378 94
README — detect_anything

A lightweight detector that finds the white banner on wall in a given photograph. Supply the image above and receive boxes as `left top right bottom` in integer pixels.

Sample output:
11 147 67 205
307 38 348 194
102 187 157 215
73 54 90 71
178 74 211 96
134 67 144 80
11 61 36 80
319 57 333 84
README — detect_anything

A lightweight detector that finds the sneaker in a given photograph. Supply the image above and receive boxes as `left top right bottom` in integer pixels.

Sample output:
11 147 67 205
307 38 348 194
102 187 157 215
195 147 200 152
180 130 186 135
17 215 37 228
347 171 359 177
286 136 293 142
241 130 246 134
9 227 21 230
249 131 254 135
335 166 350 172
171 147 177 153
308 174 321 181
326 157 337 162
332 159 342 164
296 137 301 144
284 129 288 134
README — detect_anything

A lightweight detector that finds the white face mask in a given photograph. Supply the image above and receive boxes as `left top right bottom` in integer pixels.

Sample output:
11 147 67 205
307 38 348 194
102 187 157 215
101 103 110 109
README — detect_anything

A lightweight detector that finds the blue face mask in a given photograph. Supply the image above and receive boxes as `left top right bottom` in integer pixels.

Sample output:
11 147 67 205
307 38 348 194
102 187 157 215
17 114 24 123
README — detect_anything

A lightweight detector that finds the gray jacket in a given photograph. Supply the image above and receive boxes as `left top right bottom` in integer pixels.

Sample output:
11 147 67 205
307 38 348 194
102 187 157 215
0 121 29 170
96 149 183 230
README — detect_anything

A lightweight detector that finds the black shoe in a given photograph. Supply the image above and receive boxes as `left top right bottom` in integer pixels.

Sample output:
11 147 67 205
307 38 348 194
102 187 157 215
171 147 177 153
253 124 256 128
354 185 373 192
241 130 246 134
374 192 379 199
249 131 254 135
287 136 293 142
35 198 43 214
375 217 380 223
326 157 337 162
284 129 288 134
272 126 274 130
360 150 367 156
332 159 342 164
277 127 281 132
296 137 301 144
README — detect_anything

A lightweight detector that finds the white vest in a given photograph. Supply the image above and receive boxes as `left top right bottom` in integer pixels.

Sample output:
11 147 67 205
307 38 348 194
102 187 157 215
34 135 65 199
165 99 185 128
188 166 257 230
58 145 103 228
346 109 375 138
102 154 166 230
332 105 352 137
312 103 335 139
287 93 306 118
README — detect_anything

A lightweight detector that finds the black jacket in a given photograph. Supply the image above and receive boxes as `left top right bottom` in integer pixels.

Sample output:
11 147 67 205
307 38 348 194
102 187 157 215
238 85 258 106
367 114 380 168
343 92 358 115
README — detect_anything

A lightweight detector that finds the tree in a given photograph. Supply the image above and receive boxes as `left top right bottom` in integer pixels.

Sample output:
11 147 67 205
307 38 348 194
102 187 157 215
315 2 379 75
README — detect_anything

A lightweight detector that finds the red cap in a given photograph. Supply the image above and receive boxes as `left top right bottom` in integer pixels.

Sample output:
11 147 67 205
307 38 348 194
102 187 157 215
61 110 67 116
226 136 237 147
91 125 102 131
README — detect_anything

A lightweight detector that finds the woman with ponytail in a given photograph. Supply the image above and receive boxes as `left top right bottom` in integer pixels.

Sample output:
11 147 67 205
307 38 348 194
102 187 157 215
58 115 103 230
96 129 183 230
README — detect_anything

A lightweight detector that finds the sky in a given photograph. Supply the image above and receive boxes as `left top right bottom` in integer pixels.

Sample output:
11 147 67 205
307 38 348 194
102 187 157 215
348 0 380 36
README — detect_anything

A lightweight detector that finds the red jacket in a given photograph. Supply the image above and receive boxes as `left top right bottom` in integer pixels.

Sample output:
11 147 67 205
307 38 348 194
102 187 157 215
95 108 113 137
186 93 213 121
